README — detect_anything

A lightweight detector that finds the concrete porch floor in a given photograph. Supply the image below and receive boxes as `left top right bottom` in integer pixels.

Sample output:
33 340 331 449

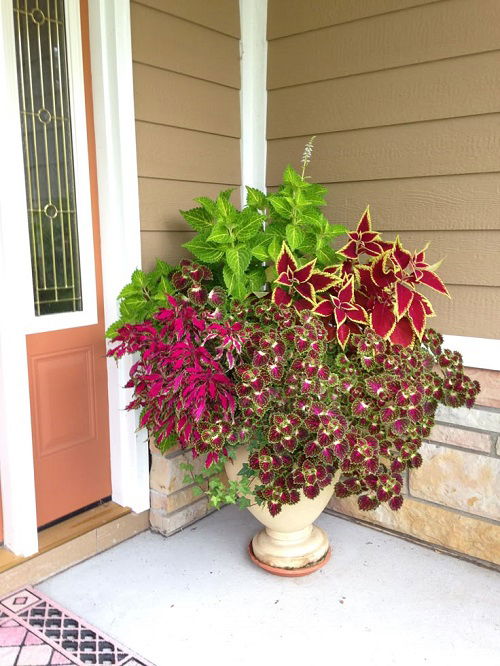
39 506 499 666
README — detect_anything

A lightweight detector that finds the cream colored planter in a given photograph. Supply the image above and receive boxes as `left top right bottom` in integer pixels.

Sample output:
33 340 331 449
224 446 336 573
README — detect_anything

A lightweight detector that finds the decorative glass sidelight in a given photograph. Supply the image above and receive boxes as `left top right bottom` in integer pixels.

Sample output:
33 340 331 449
13 0 82 315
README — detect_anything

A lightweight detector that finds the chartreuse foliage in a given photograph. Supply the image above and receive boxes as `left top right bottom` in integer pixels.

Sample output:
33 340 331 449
105 260 176 338
181 189 266 301
180 165 347 300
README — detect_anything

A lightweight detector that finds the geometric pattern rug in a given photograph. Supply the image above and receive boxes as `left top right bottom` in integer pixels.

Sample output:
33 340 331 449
0 588 153 666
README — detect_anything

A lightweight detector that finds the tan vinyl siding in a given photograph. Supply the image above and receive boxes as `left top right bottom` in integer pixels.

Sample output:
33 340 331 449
267 0 500 338
267 0 443 39
133 0 240 37
131 0 240 270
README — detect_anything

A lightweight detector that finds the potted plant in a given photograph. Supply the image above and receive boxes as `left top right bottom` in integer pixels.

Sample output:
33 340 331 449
107 142 480 576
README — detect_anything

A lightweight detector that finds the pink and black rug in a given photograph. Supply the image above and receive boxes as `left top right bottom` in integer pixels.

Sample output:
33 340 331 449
0 587 153 666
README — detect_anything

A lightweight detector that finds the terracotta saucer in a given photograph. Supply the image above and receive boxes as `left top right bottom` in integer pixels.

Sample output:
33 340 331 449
248 542 331 577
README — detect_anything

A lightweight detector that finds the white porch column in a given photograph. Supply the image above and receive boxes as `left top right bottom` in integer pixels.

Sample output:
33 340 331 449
239 0 268 204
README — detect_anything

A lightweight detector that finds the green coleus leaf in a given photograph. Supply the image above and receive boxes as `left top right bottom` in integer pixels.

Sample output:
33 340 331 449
194 196 217 218
263 220 287 237
182 233 224 263
118 282 139 299
219 188 235 201
268 236 282 261
247 267 266 291
251 232 271 261
207 222 231 244
235 208 264 241
223 265 249 300
226 245 251 275
283 164 304 187
180 207 212 232
130 268 148 288
300 207 325 231
324 223 348 238
246 186 267 209
316 243 342 266
285 223 306 251
303 183 328 206
216 193 237 219
267 194 292 219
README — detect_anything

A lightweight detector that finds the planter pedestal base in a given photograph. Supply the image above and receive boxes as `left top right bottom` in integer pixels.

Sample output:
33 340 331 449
249 524 331 576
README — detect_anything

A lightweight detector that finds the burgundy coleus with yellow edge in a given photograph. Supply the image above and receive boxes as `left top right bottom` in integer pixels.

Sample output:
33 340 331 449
312 277 368 348
272 242 337 310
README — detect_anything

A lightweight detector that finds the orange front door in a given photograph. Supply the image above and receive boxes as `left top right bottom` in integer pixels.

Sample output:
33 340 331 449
14 0 111 527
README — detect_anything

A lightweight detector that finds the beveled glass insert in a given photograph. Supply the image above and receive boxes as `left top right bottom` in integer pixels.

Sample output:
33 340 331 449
13 0 83 315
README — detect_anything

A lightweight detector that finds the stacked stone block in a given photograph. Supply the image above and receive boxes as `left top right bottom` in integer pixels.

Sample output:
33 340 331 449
149 439 213 536
329 368 500 566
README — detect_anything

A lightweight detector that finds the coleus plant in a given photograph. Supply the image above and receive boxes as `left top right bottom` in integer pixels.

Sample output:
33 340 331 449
180 139 347 302
108 147 480 517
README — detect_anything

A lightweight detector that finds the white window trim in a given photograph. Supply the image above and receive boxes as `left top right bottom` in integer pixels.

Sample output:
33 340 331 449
443 335 500 371
25 1 98 334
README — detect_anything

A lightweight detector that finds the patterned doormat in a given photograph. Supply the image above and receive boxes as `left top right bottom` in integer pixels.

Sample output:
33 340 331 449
0 587 153 666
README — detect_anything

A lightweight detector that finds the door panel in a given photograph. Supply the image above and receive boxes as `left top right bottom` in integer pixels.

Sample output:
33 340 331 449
20 0 111 527
27 327 110 527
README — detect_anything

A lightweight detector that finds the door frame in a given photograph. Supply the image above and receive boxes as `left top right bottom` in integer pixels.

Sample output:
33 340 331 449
0 0 149 556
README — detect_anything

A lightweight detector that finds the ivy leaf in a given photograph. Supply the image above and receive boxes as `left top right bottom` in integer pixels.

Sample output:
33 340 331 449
268 194 292 219
238 496 251 509
283 164 304 187
207 222 231 244
246 186 267 209
180 207 212 232
183 233 224 263
192 486 204 497
226 245 251 275
247 267 266 291
285 223 306 251
223 266 249 300
235 209 264 241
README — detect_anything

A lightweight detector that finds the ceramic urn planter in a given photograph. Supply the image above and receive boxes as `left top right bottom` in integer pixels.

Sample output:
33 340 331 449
224 445 336 576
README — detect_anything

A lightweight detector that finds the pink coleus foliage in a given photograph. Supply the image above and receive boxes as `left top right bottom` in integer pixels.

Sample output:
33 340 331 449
108 261 240 461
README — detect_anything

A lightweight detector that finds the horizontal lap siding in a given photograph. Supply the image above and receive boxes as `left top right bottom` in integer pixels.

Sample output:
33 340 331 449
267 0 500 338
131 1 241 271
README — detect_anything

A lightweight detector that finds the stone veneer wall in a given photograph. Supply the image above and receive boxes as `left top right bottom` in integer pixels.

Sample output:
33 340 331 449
149 439 215 537
328 368 500 566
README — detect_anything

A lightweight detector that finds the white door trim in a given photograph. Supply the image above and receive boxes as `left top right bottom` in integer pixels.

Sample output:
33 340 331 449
0 0 38 555
87 0 149 513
